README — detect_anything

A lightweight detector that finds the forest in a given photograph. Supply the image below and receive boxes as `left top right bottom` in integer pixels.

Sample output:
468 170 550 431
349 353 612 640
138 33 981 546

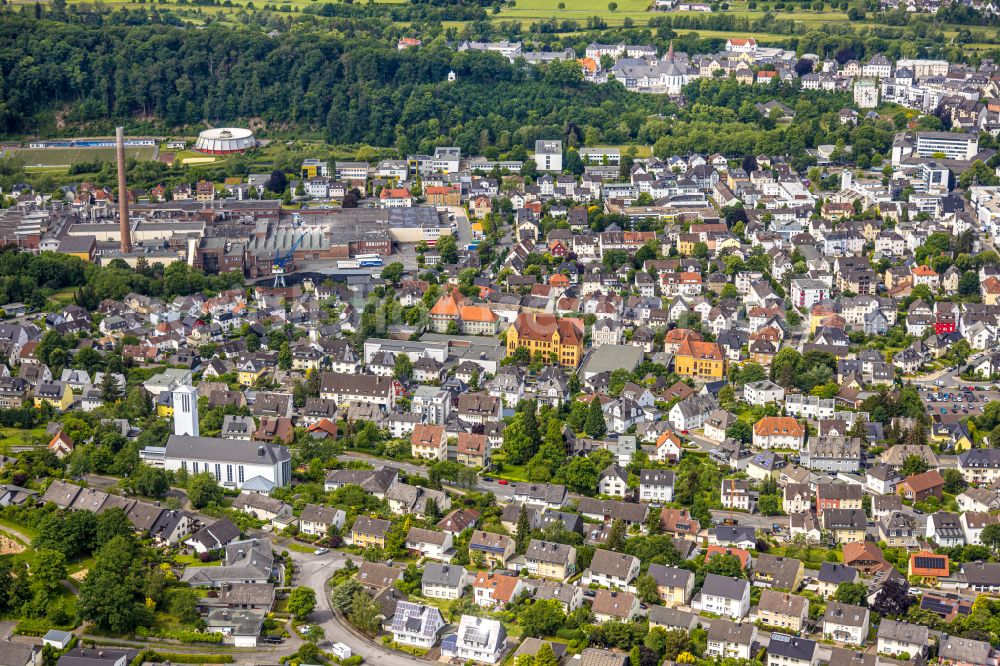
0 13 930 174
0 11 663 152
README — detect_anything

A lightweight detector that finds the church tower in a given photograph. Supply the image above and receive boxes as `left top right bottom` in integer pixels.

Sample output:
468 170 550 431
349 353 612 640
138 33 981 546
172 383 199 437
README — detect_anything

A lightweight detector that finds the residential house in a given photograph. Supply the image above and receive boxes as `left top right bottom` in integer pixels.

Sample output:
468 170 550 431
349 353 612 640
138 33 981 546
897 470 945 502
351 515 392 548
421 563 469 600
646 564 694 606
757 590 809 633
767 634 817 666
696 573 750 619
822 601 869 645
453 616 506 664
584 550 640 591
524 540 576 580
591 590 640 623
876 619 928 659
389 602 445 648
707 618 757 661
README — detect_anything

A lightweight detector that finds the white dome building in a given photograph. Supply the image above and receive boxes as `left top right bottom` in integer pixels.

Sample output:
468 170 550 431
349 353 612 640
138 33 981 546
194 127 256 154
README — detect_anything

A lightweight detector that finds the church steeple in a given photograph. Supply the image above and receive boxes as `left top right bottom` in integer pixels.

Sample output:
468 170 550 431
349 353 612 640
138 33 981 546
668 40 675 61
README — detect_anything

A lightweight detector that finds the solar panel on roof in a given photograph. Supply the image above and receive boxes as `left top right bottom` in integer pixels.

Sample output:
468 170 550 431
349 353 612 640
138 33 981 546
464 626 489 646
915 556 945 569
920 598 952 615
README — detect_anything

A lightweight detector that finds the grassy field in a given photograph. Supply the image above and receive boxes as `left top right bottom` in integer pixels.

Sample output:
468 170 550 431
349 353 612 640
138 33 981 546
496 463 530 482
499 0 654 23
0 426 48 449
12 146 156 168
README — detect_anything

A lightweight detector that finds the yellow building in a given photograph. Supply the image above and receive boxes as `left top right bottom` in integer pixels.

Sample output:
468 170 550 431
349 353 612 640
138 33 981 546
156 394 174 418
351 516 390 549
931 423 972 452
58 236 97 262
677 235 696 256
237 358 268 387
809 304 839 335
657 576 694 607
507 313 584 368
674 340 726 379
524 539 576 580
34 383 73 411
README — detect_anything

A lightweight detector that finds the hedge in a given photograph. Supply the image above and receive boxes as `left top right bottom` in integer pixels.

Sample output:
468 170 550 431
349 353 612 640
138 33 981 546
134 628 224 644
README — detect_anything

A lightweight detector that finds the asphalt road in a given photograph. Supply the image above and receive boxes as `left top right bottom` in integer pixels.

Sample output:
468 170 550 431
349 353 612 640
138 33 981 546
708 510 789 531
288 548 421 666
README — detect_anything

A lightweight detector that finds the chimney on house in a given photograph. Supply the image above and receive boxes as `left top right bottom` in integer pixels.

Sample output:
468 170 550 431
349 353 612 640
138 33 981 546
116 126 133 254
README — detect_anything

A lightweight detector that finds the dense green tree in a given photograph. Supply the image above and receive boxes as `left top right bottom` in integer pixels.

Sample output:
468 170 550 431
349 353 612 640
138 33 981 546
187 471 224 509
288 586 317 621
78 535 144 633
705 553 743 578
519 599 565 637
835 582 869 607
901 454 928 477
585 398 607 438
635 573 659 604
558 456 599 494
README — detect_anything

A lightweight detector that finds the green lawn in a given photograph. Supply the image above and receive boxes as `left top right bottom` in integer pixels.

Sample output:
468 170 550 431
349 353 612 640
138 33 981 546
0 426 49 449
175 553 222 567
0 518 39 541
285 541 320 554
496 463 530 482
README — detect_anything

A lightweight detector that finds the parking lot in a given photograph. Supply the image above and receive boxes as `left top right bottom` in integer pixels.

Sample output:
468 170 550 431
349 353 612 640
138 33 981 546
919 384 999 418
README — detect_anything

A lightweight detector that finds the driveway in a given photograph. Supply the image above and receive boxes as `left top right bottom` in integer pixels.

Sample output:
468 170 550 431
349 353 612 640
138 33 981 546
440 205 473 246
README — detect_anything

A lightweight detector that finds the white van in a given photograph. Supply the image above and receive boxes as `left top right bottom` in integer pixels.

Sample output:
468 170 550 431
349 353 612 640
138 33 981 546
332 643 352 660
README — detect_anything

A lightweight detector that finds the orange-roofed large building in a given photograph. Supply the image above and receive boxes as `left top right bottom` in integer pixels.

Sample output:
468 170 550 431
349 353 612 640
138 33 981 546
674 339 726 379
910 264 940 289
507 313 584 367
663 328 703 354
429 290 498 335
378 187 413 208
424 185 461 206
753 416 806 450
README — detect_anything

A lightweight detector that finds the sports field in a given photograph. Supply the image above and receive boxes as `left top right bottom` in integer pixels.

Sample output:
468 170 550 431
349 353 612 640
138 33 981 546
12 146 156 168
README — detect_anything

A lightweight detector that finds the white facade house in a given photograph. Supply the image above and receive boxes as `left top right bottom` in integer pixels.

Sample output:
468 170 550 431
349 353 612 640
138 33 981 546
453 615 506 664
822 601 869 645
598 464 628 497
584 549 641 591
784 394 836 420
743 380 785 406
876 620 928 659
639 469 675 503
161 435 291 491
697 574 750 619
390 602 445 648
790 278 829 309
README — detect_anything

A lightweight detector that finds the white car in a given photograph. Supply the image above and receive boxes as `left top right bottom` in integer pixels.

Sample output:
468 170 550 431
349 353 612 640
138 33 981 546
314 548 329 556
